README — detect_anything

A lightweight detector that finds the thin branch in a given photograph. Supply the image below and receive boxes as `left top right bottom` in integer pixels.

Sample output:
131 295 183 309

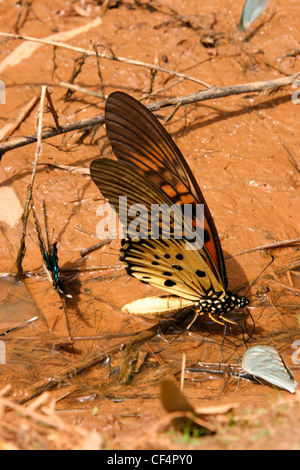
226 237 300 259
0 115 104 158
0 72 298 159
15 86 47 279
92 41 106 99
280 140 300 173
146 72 300 111
45 88 61 129
80 239 112 257
0 32 212 88
59 81 104 99
269 279 300 295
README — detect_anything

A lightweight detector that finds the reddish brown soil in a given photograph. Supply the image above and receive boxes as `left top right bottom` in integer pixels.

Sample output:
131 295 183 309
0 0 299 450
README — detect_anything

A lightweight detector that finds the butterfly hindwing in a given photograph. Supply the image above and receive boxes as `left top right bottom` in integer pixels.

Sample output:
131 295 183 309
120 237 225 301
90 158 226 301
242 345 298 393
105 92 227 288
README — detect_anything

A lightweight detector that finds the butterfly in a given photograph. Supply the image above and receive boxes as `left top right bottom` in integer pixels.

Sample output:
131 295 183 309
238 0 269 30
242 345 298 394
90 92 249 326
31 201 64 295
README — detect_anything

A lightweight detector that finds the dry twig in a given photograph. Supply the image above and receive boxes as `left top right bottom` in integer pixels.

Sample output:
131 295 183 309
0 389 103 450
280 140 300 173
0 72 298 159
15 86 47 279
226 237 300 259
0 31 212 88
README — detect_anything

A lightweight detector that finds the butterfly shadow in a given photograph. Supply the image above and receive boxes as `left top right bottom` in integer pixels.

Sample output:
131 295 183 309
173 94 292 141
58 257 95 329
243 12 277 42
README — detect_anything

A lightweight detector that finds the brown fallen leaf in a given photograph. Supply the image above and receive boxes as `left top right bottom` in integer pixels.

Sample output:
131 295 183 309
161 378 237 416
160 379 194 413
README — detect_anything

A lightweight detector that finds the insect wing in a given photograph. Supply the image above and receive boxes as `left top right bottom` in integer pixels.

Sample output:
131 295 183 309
242 345 298 393
104 92 227 287
238 0 269 30
90 158 226 301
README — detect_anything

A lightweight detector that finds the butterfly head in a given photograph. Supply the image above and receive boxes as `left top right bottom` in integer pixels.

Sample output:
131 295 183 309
225 291 249 311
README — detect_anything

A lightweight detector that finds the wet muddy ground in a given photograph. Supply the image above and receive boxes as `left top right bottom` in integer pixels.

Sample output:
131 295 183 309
0 0 299 450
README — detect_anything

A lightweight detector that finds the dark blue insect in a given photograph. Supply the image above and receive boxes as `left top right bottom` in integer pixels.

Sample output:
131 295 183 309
32 201 64 294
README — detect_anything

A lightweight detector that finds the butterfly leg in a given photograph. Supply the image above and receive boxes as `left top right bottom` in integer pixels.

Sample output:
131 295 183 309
154 308 202 352
208 312 225 326
208 312 239 327
185 309 203 331
219 314 239 327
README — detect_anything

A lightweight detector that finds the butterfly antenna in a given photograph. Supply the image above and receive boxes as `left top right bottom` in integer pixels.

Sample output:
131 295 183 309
227 308 255 347
244 255 274 297
244 307 255 342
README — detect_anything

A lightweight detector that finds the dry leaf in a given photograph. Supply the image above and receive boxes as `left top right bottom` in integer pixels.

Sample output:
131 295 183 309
161 379 237 416
160 379 194 413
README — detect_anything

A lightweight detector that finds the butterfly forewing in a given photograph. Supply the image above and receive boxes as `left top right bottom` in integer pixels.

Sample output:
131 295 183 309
91 158 181 239
105 92 227 287
242 345 298 393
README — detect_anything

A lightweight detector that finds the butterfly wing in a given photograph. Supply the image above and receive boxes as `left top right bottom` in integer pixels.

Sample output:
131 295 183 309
91 158 184 239
238 0 269 30
90 158 226 301
242 345 298 393
104 91 227 288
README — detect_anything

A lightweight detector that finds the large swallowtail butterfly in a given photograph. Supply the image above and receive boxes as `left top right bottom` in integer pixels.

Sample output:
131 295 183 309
90 92 249 325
